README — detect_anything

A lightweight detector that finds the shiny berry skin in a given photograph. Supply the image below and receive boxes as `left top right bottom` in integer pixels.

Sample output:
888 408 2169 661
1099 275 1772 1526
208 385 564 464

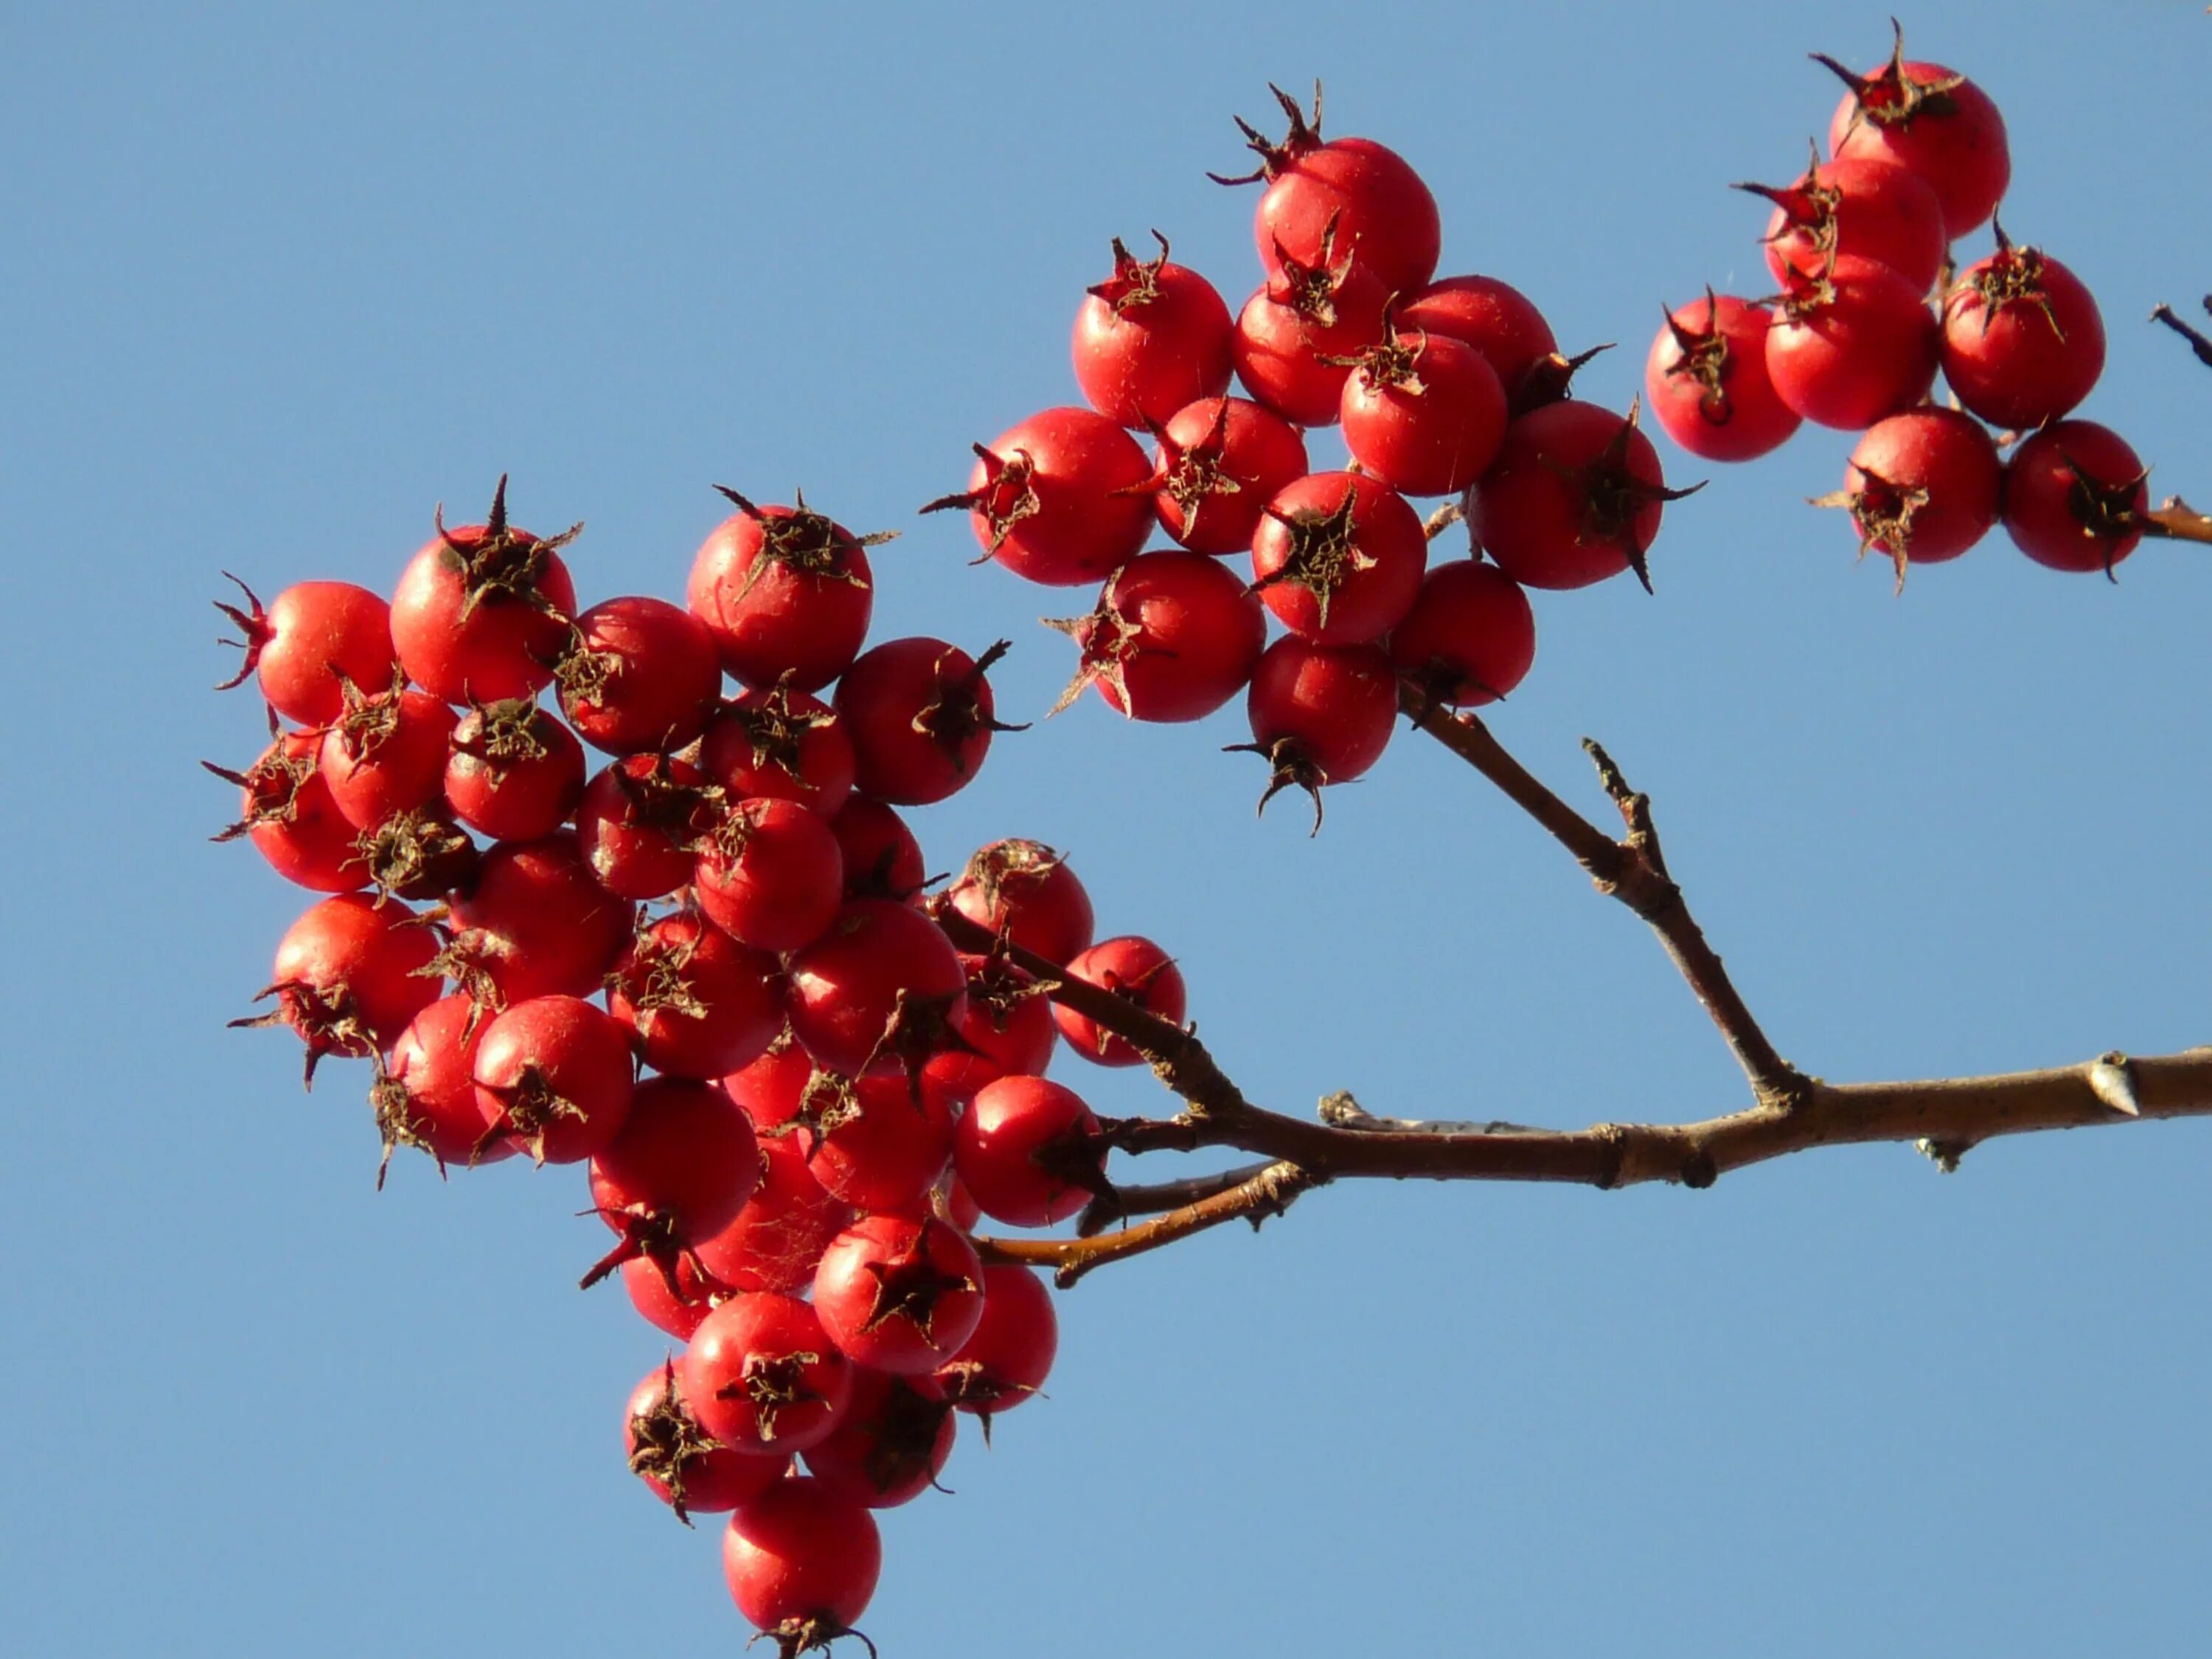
1764 254 1940 431
1045 550 1267 723
1820 24 2010 238
827 797 927 905
1251 471 1427 643
813 1214 986 1376
555 594 722 757
1071 232 1235 429
606 911 782 1080
1388 559 1538 707
470 993 636 1166
574 754 724 900
388 478 578 706
721 1479 882 1652
791 1067 958 1217
442 698 586 844
237 892 442 1085
208 727 370 894
1396 274 1559 401
1236 638 1399 831
941 839 1096 967
1643 293 1801 463
681 1293 853 1455
1470 402 1686 592
923 952 1059 1103
583 1076 762 1290
694 797 845 955
1221 83 1441 299
835 637 1013 805
2002 420 2149 577
955 1074 1105 1228
800 1368 957 1509
319 682 458 831
686 489 884 692
694 1133 858 1296
444 832 630 1005
1231 227 1389 428
1815 408 2002 585
936 1263 1060 1420
922 407 1153 587
1339 329 1509 497
213 576 397 728
785 900 968 1077
374 995 510 1179
1939 241 2106 431
1054 934 1186 1068
1743 153 1947 295
625 1362 787 1523
699 684 856 821
1141 395 1310 557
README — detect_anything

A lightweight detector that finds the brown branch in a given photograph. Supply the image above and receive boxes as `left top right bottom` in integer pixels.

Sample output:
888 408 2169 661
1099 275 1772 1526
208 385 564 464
2150 299 2212 369
1399 683 1806 1107
1074 1162 1277 1236
2145 495 2212 545
976 1160 1326 1287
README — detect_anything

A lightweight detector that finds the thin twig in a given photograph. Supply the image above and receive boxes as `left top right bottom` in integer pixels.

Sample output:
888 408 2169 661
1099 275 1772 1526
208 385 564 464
2145 496 2212 544
1074 1163 1276 1236
977 1161 1325 1287
1399 683 1806 1107
2150 300 2212 369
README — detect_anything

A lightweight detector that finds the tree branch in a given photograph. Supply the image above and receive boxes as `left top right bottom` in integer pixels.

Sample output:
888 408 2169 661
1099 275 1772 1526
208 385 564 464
2150 298 2212 369
1398 684 1807 1107
2144 495 2212 545
976 1160 1326 1287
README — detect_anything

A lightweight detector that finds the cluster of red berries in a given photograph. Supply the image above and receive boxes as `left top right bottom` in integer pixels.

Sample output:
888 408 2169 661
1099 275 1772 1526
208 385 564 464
1643 22 2152 585
210 477 1200 1655
925 83 1704 827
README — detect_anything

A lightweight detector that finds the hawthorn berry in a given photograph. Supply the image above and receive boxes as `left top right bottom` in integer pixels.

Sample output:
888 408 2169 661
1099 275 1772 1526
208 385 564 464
469 993 636 1166
939 838 1096 967
555 594 723 757
1231 637 1399 831
388 477 579 706
1940 234 2107 431
1470 400 1692 592
1395 274 1559 403
922 407 1153 586
1250 470 1427 642
1818 21 2011 239
1643 292 1801 463
1071 231 1236 429
625 1361 788 1524
687 488 888 692
813 1214 987 1376
372 994 509 1184
1044 551 1267 723
606 911 782 1082
721 1479 882 1659
835 636 1020 805
582 1076 762 1292
2002 420 2149 577
1812 407 2002 586
1053 934 1186 1068
1388 558 1537 708
954 1074 1106 1228
1141 395 1310 557
233 892 442 1086
213 574 397 728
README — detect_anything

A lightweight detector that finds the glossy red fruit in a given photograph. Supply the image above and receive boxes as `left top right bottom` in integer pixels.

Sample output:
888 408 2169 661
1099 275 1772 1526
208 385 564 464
686 488 887 692
1814 408 2002 587
1251 471 1427 642
695 1133 858 1296
791 1066 959 1216
1940 238 2106 431
700 683 856 820
319 679 458 830
941 839 1096 967
682 1293 853 1455
922 407 1153 586
206 725 369 893
1072 232 1235 429
1217 83 1441 299
1740 150 1947 294
1396 274 1559 403
1054 935 1187 1068
213 576 397 728
2003 420 2149 577
388 477 579 706
1388 560 1537 708
814 1216 986 1377
470 993 636 1165
924 951 1059 1103
1044 551 1266 723
584 1077 762 1290
1339 325 1509 496
785 900 968 1077
835 637 1017 805
1234 638 1398 831
1472 401 1691 592
936 1262 1060 1422
1643 292 1801 463
372 995 510 1183
1231 215 1390 427
801 1368 957 1509
620 1253 717 1340
442 698 586 844
574 754 725 900
1764 254 1940 431
1141 396 1310 556
555 594 722 757
722 1479 882 1655
722 1037 818 1133
442 832 629 1005
1820 23 2010 238
233 892 442 1087
625 1360 788 1524
349 807 479 905
607 912 782 1080
694 796 844 954
954 1074 1105 1228
827 797 927 905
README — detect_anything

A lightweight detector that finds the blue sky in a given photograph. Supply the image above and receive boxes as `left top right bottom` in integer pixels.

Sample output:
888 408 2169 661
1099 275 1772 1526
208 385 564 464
6 3 2211 1654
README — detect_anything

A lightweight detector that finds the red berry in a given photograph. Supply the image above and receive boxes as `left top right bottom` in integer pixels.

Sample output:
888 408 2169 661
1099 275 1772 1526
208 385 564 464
1388 559 1537 707
388 477 578 706
1053 935 1186 1068
721 1478 881 1654
1814 408 2002 586
1643 292 1801 463
695 1133 857 1296
212 576 397 728
574 754 725 900
470 993 636 1166
625 1360 787 1524
1819 23 2010 239
813 1214 986 1375
791 1066 959 1217
206 726 371 894
955 1075 1105 1228
800 1368 957 1509
1251 471 1427 643
1740 151 1947 295
1470 400 1691 592
319 680 459 831
835 636 1016 806
582 1076 762 1291
373 994 509 1181
1141 396 1310 557
2002 420 2149 577
682 1293 853 1455
827 797 927 905
607 911 782 1080
785 900 968 1077
1045 551 1267 723
442 832 629 1005
695 797 844 955
699 683 857 821
686 489 886 692
923 951 1060 1103
1939 237 2106 431
1071 232 1235 429
1764 254 1940 431
941 839 1096 967
1396 274 1559 403
554 594 722 756
1235 637 1399 830
1340 325 1508 497
922 407 1153 587
1231 215 1388 428
936 1262 1059 1422
442 698 586 844
233 892 442 1086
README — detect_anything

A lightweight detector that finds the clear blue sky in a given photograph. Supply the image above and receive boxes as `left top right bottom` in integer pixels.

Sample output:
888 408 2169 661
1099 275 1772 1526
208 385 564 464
6 3 2211 1654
